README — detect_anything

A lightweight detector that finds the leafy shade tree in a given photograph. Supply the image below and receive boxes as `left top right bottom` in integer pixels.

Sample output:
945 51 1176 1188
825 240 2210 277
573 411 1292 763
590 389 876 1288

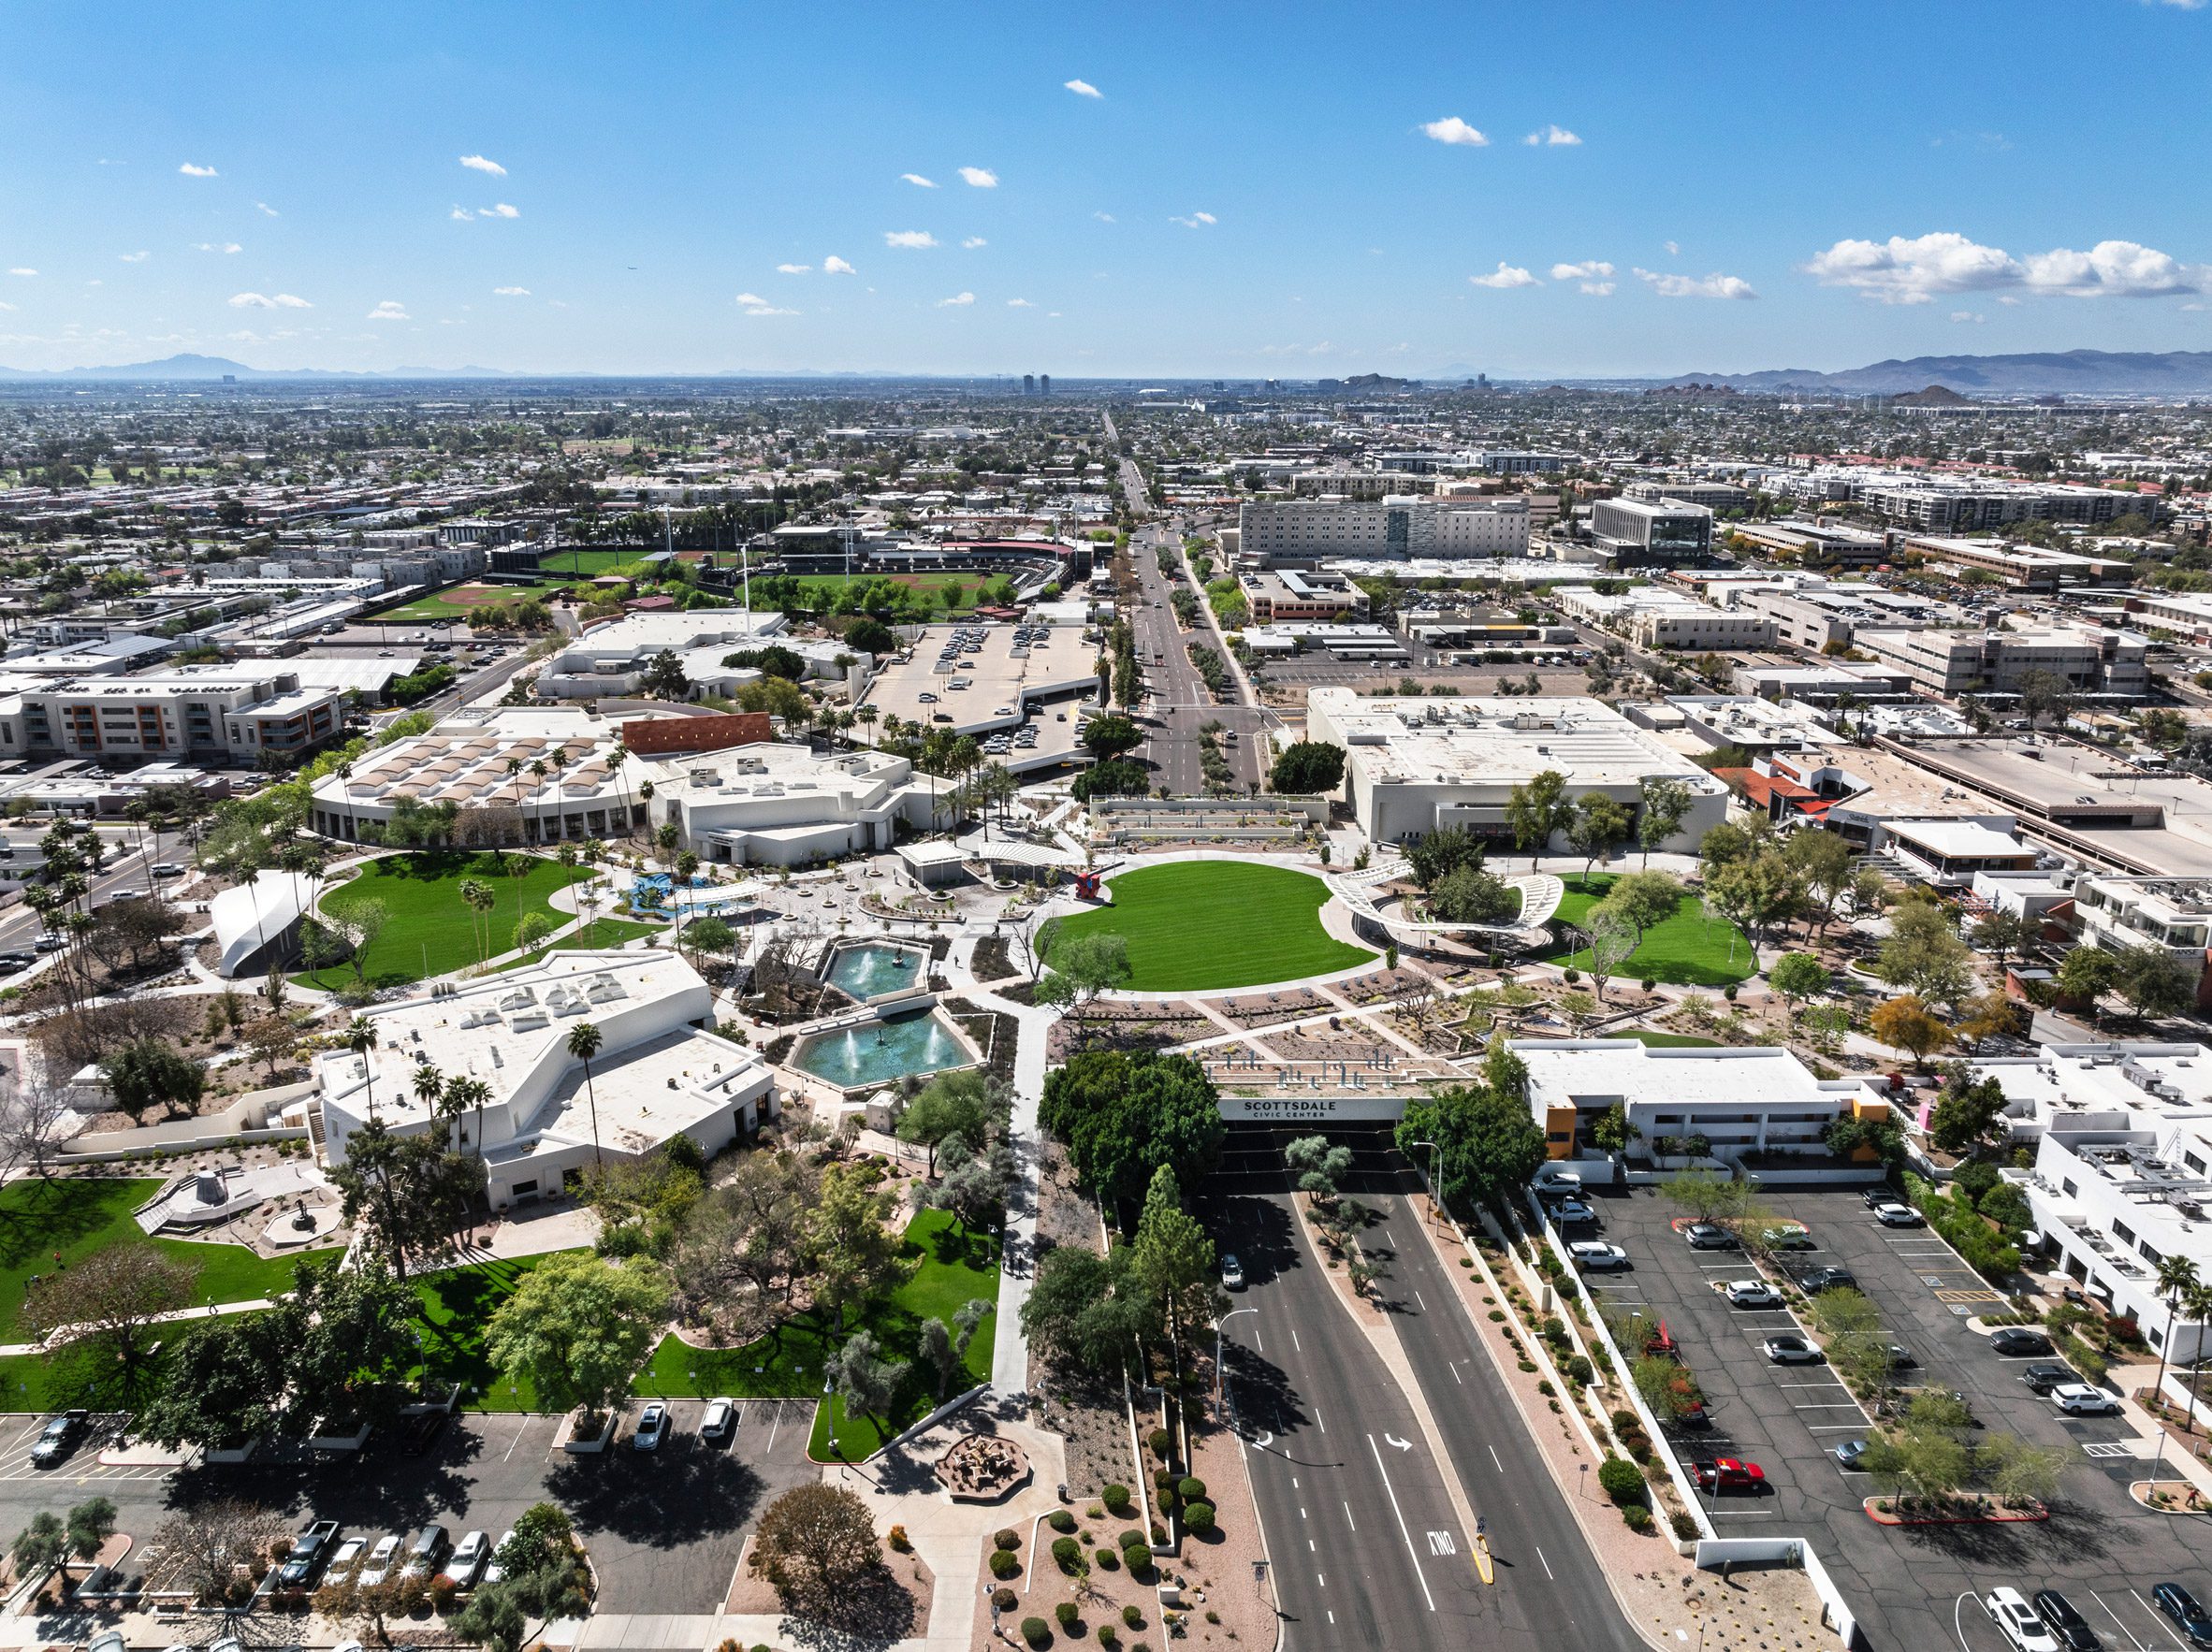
20 1241 196 1379
2056 944 2118 1022
751 1485 882 1618
328 1117 482 1280
1591 1103 1638 1156
639 648 692 702
1706 849 1804 951
483 1252 672 1422
1635 775 1695 865
806 1162 902 1329
1968 909 2030 971
1567 792 1633 878
99 1037 205 1123
2114 943 2195 1024
1877 904 1976 1014
896 1069 1006 1176
1869 993 1952 1071
1285 1134 1354 1204
1034 931 1133 1044
1429 862 1518 924
824 1329 909 1440
1269 740 1346 797
1576 904 1639 1001
1505 769 1571 870
1603 870 1683 951
1768 952 1832 1010
1020 1246 1150 1374
918 1299 994 1399
1038 1051 1225 1210
1395 1047 1544 1217
1404 825 1488 891
1080 715 1143 761
1128 1165 1226 1379
1782 828 1855 937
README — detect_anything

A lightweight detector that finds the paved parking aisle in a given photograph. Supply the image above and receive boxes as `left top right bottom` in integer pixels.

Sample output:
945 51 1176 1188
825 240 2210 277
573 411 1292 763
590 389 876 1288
1581 1183 2212 1652
0 1413 179 1484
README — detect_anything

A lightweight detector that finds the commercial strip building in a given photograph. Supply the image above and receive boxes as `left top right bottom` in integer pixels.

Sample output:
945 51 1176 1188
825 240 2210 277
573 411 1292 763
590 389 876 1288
0 667 345 765
1242 568 1369 622
1852 622 2149 700
1897 535 2132 592
1237 495 1531 560
1725 519 1889 569
313 949 773 1212
1945 1042 2212 1364
1553 584 1776 651
1303 687 1727 848
1515 1039 1882 1174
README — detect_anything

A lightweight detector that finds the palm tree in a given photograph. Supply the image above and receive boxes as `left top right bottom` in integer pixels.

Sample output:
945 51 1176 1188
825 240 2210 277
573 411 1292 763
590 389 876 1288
606 740 633 840
445 1075 492 1162
2151 1254 2203 1407
565 1021 605 1168
2181 1282 2212 1435
412 1061 444 1124
343 1016 380 1121
458 877 496 966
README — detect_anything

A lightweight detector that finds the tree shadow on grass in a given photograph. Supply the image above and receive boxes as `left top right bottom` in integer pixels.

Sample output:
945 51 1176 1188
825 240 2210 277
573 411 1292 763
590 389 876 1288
0 1180 143 1272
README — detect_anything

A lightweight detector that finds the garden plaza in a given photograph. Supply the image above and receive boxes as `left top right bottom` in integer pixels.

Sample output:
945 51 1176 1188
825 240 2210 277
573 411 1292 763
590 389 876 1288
1302 688 1729 848
313 947 774 1210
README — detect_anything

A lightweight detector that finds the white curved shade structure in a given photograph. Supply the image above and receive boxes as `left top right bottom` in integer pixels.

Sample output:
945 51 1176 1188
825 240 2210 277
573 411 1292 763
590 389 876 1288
211 870 315 978
1328 861 1563 949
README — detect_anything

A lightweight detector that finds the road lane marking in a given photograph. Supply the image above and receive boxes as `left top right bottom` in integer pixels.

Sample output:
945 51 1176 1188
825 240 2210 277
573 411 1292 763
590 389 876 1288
1535 1545 1554 1580
1415 1289 1428 1311
1343 1501 1356 1530
1316 1408 1325 1434
1253 1323 1264 1352
1489 1445 1503 1471
1290 1327 1301 1353
1365 1433 1438 1613
2091 1591 2148 1651
1427 1530 1455 1556
1448 1360 1463 1384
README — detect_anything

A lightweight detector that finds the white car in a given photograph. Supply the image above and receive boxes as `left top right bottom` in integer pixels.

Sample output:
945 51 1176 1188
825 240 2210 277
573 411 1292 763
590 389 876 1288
440 1530 488 1589
1762 1335 1824 1365
1721 1279 1784 1310
1568 1241 1631 1271
1983 1587 2060 1652
1871 1201 1924 1228
633 1402 669 1450
2050 1383 2120 1416
357 1534 400 1587
325 1537 366 1586
480 1529 517 1587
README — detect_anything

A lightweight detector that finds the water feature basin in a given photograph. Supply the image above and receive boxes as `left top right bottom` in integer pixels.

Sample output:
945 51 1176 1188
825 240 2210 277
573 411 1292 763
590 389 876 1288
791 1007 972 1092
823 939 927 1002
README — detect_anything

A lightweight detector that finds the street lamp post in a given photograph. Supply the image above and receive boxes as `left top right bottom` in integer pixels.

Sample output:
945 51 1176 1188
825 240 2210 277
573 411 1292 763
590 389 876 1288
1409 1138 1443 1224
1215 1307 1258 1405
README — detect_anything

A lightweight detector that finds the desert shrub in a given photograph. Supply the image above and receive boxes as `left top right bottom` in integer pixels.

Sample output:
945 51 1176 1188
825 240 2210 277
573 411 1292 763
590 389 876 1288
1098 1630 1118 1649
1597 1456 1647 1505
1095 1545 1119 1571
1102 1484 1133 1515
429 1576 458 1614
1048 1509 1076 1534
1147 1427 1172 1458
1022 1617 1051 1648
1118 1529 1148 1554
989 1548 1021 1580
1052 1536 1083 1572
1124 1604 1144 1628
1623 1503 1654 1532
1182 1501 1215 1534
1177 1476 1207 1504
995 1529 1021 1552
888 1524 910 1552
1057 1601 1081 1630
994 1587 1019 1613
1670 1511 1700 1541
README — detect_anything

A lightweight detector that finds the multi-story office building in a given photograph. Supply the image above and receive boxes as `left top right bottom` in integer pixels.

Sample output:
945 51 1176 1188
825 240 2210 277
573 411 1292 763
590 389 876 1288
1242 569 1369 622
1588 496 1713 567
1898 535 2132 592
1237 496 1530 560
1552 585 1775 651
1623 479 1750 513
1853 623 2149 700
2074 876 2212 1008
0 668 343 765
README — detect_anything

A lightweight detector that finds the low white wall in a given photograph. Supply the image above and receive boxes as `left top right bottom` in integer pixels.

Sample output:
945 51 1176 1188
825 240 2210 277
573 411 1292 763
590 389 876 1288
1694 1537 1858 1646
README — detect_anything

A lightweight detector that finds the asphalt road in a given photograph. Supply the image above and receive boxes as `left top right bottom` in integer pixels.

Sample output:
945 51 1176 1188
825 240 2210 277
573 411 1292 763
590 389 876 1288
0 1400 816 1615
0 825 190 959
1122 524 1266 797
1209 1141 1503 1652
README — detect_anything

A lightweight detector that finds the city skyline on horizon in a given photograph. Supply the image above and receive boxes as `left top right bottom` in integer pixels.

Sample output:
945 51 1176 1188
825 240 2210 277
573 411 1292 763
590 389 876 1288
6 0 2212 380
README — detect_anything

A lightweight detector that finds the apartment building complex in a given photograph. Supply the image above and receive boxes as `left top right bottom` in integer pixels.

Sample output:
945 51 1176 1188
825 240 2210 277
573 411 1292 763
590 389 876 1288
0 668 344 765
1853 623 2150 700
1237 495 1531 560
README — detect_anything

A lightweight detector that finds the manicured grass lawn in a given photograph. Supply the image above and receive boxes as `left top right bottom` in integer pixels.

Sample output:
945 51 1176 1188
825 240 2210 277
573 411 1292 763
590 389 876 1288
496 915 662 972
296 850 592 989
780 571 991 611
1044 861 1375 993
1619 1028 1722 1049
1546 873 1754 988
372 580 577 620
0 1177 339 1340
641 1208 999 1459
410 1252 583 1411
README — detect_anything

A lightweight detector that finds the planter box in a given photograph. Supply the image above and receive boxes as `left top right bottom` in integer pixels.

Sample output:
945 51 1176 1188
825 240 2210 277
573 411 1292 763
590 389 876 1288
308 1420 372 1454
556 1409 618 1454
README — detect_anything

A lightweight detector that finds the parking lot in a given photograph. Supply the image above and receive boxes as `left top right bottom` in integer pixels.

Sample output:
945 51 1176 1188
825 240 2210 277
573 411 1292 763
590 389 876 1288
0 1399 819 1616
1563 1183 2212 1650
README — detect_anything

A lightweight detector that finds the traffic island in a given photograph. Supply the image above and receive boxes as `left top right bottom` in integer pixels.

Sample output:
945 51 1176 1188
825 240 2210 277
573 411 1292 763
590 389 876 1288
2132 1480 2212 1514
1862 1496 2047 1526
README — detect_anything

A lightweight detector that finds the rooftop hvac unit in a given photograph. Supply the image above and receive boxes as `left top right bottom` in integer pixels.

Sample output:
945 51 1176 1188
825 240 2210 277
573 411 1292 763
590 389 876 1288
691 770 722 787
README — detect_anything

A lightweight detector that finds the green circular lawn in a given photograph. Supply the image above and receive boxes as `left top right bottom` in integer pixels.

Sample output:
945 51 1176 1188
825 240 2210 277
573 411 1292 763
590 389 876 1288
1047 861 1374 993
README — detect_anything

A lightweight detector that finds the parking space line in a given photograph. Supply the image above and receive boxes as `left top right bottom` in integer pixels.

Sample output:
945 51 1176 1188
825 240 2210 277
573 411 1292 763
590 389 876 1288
2092 1590 2152 1652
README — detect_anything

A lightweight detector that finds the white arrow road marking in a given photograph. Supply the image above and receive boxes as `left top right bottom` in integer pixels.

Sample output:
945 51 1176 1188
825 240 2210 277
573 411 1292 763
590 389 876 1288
1385 1433 1413 1451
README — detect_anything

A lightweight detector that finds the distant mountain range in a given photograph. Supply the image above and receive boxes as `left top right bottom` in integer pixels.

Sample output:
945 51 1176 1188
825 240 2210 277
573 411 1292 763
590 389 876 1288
0 354 517 382
1655 350 2212 398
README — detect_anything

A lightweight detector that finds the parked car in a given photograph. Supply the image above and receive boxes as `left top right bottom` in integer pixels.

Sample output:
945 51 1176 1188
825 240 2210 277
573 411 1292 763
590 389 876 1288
1567 1241 1631 1271
1984 1587 2061 1652
325 1537 367 1587
2018 1362 2078 1396
633 1402 669 1451
1991 1326 2056 1358
1684 1223 1739 1251
481 1530 517 1588
1760 1225 1815 1251
1886 1343 1918 1370
0 954 34 971
1548 1198 1596 1225
357 1535 400 1587
1722 1279 1783 1310
1797 1267 1858 1294
28 1410 87 1469
2050 1384 2121 1416
1872 1202 1924 1227
1221 1253 1245 1290
2031 1589 2101 1651
701 1398 736 1444
2154 1583 2212 1647
1832 1439 1870 1470
1763 1335 1824 1365
33 935 66 952
1693 1457 1767 1494
1533 1167 1583 1195
440 1530 488 1589
402 1526 449 1580
277 1521 342 1588
1861 1187 1897 1210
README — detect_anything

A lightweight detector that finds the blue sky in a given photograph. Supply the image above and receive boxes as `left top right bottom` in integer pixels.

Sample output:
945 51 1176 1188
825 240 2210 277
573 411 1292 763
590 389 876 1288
4 0 2210 378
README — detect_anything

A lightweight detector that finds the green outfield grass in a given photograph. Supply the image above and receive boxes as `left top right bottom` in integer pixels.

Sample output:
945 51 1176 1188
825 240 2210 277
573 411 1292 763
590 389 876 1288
1044 860 1375 992
371 580 578 620
295 850 593 989
1546 873 1755 987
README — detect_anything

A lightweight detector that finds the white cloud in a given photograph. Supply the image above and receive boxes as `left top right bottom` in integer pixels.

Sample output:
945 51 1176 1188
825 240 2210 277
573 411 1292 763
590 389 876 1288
228 291 312 309
178 162 217 177
884 230 938 249
1468 262 1540 289
1007 297 1034 307
776 263 811 274
1421 116 1489 147
1804 231 2205 303
1635 268 1757 299
366 300 410 321
1664 239 1681 255
493 285 531 296
485 203 519 219
901 173 938 188
1064 78 1102 98
1550 259 1615 294
1950 310 1985 323
822 255 856 274
735 292 797 315
119 251 150 263
255 201 278 216
958 166 998 188
459 153 507 176
1093 211 1116 224
938 291 976 307
1522 124 1582 146
961 237 987 250
0 301 13 312
1170 211 1217 229
8 268 36 279
196 241 243 254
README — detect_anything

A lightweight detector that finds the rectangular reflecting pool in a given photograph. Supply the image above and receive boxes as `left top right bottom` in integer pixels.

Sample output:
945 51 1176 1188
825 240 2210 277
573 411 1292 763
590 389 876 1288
823 940 927 1002
791 1007 970 1090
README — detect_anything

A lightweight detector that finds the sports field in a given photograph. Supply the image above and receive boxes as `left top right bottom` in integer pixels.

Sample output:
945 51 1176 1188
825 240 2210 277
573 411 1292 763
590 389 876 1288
1045 860 1374 992
781 572 996 610
372 580 576 620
